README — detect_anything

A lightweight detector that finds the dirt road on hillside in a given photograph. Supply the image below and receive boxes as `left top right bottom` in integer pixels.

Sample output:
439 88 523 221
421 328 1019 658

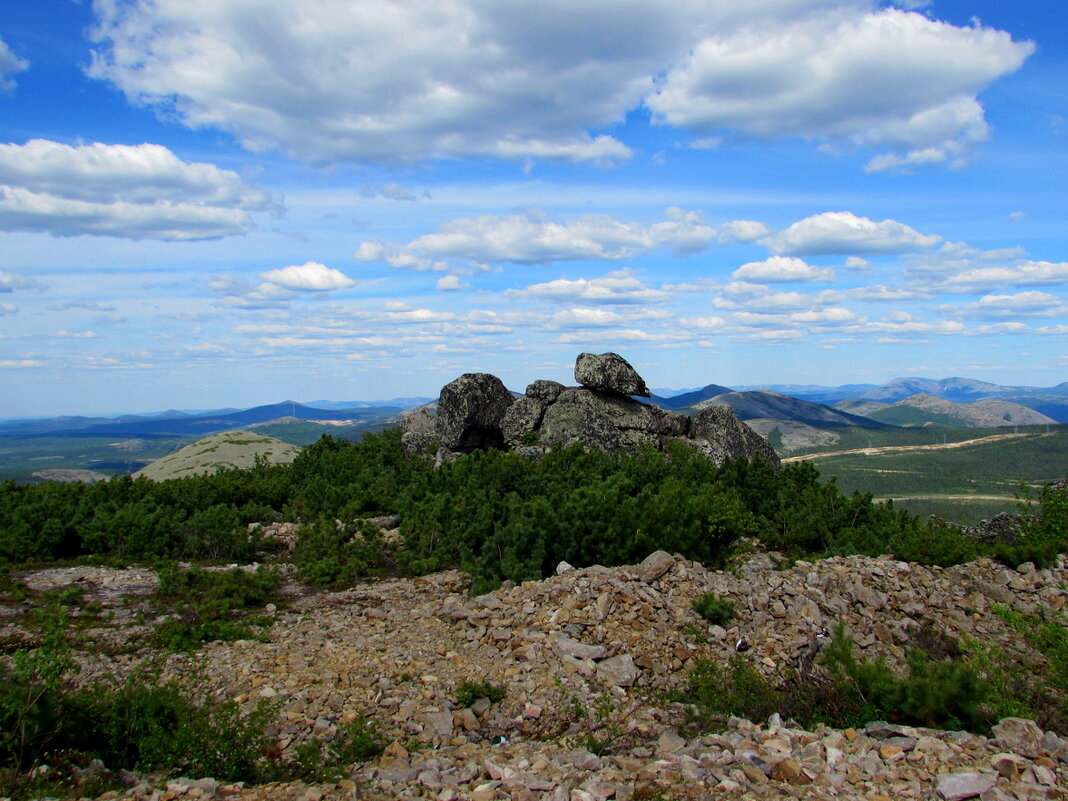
781 431 1039 463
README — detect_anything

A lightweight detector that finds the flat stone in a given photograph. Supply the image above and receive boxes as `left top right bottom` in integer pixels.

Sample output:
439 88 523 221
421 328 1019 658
935 771 998 800
992 718 1044 758
552 633 609 660
596 653 638 687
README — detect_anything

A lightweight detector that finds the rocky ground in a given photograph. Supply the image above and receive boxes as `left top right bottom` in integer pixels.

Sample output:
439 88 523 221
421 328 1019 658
4 548 1068 801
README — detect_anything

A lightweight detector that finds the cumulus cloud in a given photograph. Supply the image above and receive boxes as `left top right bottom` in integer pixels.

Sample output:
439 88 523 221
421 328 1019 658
0 271 41 292
0 36 28 91
935 261 1068 291
86 1 1030 168
732 256 835 283
260 262 356 291
436 275 470 291
939 291 1067 319
0 139 278 240
0 302 16 316
505 269 669 304
718 219 772 244
647 7 1032 170
357 207 716 269
761 211 941 256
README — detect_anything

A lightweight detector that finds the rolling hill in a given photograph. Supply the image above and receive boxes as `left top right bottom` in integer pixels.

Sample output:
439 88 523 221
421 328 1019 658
133 431 302 480
859 393 1057 428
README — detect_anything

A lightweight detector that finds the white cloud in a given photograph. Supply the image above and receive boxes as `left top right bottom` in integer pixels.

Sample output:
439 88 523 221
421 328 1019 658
0 303 16 316
0 359 42 367
0 139 277 240
551 307 626 328
937 261 1068 291
761 211 941 256
648 8 1031 170
848 318 965 335
689 137 723 150
0 37 28 91
52 330 99 339
844 256 871 271
940 291 1067 319
505 269 669 304
718 219 772 244
86 1 1029 169
358 207 716 269
1008 211 1026 222
260 262 356 291
732 256 835 283
359 183 421 201
436 275 470 292
0 270 41 292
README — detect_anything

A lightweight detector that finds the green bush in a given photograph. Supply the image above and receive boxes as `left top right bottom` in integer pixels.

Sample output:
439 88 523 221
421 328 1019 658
294 519 393 589
455 680 505 707
691 593 735 626
678 625 990 734
63 668 276 781
151 565 280 650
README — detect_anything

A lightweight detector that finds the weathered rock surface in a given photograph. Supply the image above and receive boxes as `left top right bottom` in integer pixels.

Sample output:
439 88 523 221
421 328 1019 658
435 373 516 452
574 352 650 397
7 549 1068 801
690 405 781 466
408 353 779 468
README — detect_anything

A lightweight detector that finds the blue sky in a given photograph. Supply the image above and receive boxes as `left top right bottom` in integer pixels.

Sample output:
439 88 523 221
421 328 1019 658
0 0 1065 417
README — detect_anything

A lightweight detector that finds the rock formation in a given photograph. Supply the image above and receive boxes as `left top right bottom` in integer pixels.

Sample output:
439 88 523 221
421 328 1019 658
401 352 780 469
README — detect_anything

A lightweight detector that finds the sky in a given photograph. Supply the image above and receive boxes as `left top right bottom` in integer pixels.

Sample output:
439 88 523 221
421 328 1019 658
0 0 1066 417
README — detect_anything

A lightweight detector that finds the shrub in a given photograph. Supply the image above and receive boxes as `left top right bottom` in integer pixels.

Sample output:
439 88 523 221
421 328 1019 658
691 593 735 626
151 565 280 650
678 625 990 734
455 680 505 707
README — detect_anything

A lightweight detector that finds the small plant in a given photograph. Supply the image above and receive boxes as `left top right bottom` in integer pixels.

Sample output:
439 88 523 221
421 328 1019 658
150 566 281 650
691 592 735 626
520 431 539 447
284 716 383 782
455 679 505 707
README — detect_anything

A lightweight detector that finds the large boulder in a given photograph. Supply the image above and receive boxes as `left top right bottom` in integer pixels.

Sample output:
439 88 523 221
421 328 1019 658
436 373 516 452
575 352 650 397
689 405 781 469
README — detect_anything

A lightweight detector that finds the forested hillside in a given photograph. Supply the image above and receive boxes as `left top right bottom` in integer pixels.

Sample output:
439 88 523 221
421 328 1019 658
2 429 1065 593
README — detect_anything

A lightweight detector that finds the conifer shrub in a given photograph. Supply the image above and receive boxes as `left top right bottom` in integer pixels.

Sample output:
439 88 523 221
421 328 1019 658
455 679 505 707
677 625 990 733
691 593 735 626
150 565 281 649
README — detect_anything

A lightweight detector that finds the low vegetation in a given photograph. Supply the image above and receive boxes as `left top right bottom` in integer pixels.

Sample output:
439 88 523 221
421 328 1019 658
1 427 1066 796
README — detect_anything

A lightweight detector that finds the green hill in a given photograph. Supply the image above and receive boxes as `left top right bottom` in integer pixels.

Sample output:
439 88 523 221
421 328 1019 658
134 430 302 480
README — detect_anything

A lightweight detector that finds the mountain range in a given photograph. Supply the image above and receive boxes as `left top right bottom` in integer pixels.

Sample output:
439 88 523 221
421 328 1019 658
1 377 1065 442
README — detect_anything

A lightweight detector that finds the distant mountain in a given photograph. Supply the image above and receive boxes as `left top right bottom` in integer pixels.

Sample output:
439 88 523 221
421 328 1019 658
858 377 1062 404
690 390 887 429
0 401 404 438
734 383 880 405
861 393 1058 428
303 397 434 410
645 383 736 410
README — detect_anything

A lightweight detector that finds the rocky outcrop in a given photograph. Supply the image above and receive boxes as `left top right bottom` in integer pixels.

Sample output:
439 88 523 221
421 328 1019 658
574 351 650 397
403 353 780 469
